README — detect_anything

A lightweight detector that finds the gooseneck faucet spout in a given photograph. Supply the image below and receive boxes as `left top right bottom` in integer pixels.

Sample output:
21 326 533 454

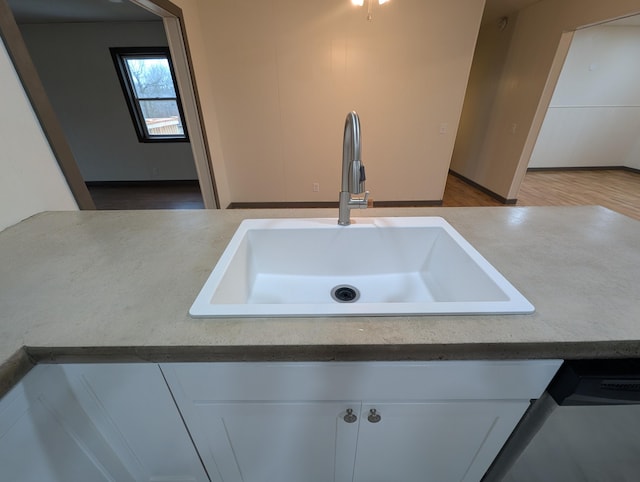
338 111 370 225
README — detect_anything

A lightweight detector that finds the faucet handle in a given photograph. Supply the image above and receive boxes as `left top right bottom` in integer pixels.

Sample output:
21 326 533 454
358 191 370 209
367 195 374 208
360 191 373 209
347 190 369 209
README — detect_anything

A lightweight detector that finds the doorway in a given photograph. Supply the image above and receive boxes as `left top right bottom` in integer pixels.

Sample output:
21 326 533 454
527 15 640 172
1 0 218 209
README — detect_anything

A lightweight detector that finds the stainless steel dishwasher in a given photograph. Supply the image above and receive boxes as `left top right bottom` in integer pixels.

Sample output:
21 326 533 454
483 359 640 482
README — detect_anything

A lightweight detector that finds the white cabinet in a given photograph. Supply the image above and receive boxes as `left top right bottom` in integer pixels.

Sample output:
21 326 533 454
0 360 561 482
351 402 528 482
0 363 208 482
192 402 360 482
161 360 561 482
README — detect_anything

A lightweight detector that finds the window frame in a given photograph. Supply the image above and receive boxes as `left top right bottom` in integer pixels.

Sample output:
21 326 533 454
110 47 189 143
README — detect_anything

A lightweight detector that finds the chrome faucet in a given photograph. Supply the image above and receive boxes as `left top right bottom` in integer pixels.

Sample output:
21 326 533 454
338 111 370 225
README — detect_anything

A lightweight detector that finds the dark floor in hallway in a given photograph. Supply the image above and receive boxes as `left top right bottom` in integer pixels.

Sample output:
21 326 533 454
87 181 204 210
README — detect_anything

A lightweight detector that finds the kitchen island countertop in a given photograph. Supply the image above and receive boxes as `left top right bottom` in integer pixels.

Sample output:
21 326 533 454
1 206 639 394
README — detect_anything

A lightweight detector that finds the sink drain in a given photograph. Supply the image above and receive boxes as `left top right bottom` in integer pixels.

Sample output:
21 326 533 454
331 285 360 303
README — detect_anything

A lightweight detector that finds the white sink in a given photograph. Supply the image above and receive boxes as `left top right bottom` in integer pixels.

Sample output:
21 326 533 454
189 217 534 317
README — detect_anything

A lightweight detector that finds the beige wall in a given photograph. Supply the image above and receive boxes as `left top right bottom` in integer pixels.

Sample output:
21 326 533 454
0 37 77 232
529 25 640 170
452 0 640 201
175 0 485 205
450 14 517 184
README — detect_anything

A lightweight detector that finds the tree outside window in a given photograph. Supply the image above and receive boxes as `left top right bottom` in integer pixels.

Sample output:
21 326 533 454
111 47 188 142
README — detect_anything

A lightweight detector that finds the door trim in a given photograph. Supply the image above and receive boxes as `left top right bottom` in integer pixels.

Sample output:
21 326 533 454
0 0 219 209
0 0 95 210
132 0 220 209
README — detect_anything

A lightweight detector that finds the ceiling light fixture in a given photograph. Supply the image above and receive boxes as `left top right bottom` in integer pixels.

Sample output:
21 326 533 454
351 0 390 21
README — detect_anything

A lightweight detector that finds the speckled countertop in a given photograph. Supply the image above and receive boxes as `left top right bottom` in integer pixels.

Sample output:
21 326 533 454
1 206 639 394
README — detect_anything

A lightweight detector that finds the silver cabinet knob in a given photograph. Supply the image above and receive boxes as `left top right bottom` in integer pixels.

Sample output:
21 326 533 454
367 408 381 423
343 408 358 423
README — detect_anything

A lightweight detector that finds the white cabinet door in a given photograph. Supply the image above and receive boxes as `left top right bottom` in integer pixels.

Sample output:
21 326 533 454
162 360 561 482
174 401 360 482
0 365 134 482
60 364 209 482
0 364 208 482
353 401 529 482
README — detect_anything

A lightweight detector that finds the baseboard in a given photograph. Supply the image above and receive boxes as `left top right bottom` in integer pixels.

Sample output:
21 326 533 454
227 202 338 209
372 200 442 207
448 170 517 205
86 180 199 188
227 200 442 209
527 166 640 174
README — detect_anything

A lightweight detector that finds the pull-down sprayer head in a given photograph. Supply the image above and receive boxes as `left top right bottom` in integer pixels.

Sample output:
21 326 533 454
342 111 365 194
338 111 370 225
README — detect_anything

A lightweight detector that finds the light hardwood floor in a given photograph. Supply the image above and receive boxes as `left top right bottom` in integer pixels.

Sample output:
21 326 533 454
443 169 640 221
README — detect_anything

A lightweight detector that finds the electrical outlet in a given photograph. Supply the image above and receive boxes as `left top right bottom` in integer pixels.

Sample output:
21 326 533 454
313 182 320 192
439 123 447 134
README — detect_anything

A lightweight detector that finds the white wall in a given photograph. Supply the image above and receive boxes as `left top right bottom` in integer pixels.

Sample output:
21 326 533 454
0 37 77 232
174 0 485 204
624 134 640 169
20 21 198 182
529 25 640 170
451 0 640 200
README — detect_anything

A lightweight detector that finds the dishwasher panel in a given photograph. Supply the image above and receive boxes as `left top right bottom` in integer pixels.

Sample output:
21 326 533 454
484 359 640 482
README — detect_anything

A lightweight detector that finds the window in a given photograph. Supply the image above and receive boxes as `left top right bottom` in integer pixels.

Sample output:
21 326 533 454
110 47 188 142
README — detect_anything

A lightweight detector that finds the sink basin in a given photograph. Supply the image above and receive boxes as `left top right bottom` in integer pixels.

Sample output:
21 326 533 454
189 217 534 317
